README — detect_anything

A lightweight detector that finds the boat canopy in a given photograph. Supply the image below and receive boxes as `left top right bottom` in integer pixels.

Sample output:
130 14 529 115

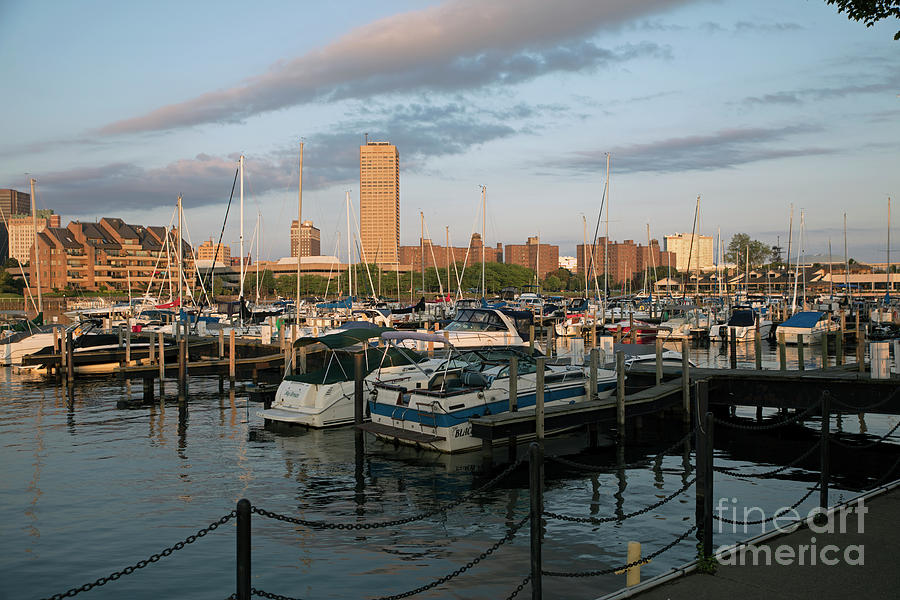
727 310 756 327
293 326 393 350
381 331 450 344
316 296 354 310
780 311 823 329
283 346 422 385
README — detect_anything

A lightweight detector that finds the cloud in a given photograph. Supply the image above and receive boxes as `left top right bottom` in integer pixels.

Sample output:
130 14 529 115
96 0 690 135
551 125 835 174
743 68 900 105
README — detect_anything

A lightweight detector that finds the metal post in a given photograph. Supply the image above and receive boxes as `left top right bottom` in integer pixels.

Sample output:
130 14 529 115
125 325 132 364
535 357 545 443
229 329 236 386
589 348 598 399
158 331 165 380
695 398 714 558
178 333 186 389
681 339 690 422
820 392 830 510
66 330 74 383
616 351 625 442
509 357 518 412
779 331 787 371
797 333 805 371
655 337 663 385
754 329 762 370
528 443 543 600
236 498 251 600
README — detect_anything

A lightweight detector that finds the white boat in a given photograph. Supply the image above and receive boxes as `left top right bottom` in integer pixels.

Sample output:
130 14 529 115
0 327 65 366
709 307 772 341
400 307 534 351
366 352 618 453
258 328 434 429
775 311 839 344
657 306 712 340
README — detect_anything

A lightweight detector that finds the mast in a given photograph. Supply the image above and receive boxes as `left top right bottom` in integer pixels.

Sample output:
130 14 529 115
30 178 42 314
177 194 183 308
844 213 851 305
603 153 610 301
239 155 245 308
296 141 303 325
786 204 793 293
346 191 353 298
420 211 425 296
791 211 803 314
446 226 451 301
696 198 701 298
828 238 833 298
535 233 540 290
582 216 588 294
255 213 260 305
481 185 486 298
888 197 892 300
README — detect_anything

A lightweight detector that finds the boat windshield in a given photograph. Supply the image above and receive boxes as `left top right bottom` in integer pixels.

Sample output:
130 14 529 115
445 309 508 332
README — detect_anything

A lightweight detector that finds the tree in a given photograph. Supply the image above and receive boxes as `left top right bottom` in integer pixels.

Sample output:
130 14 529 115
725 233 770 267
0 269 24 294
543 275 562 292
826 0 900 40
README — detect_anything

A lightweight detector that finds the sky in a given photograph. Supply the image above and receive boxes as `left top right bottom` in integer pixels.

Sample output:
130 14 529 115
1 0 898 265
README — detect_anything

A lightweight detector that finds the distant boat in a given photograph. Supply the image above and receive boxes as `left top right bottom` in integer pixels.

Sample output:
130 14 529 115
775 311 839 345
709 306 772 341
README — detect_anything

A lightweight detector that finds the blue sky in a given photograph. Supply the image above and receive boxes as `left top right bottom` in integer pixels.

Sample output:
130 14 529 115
1 0 897 264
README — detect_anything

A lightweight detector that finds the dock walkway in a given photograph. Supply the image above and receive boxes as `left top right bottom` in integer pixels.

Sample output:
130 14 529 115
610 482 900 600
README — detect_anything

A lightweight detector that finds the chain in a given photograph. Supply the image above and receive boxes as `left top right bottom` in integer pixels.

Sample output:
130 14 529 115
253 457 523 530
41 511 236 600
712 483 819 526
504 575 531 600
830 417 900 450
544 478 696 524
867 451 900 489
369 514 530 600
832 385 900 413
713 401 820 431
547 427 695 473
714 440 822 478
251 588 304 600
542 524 698 578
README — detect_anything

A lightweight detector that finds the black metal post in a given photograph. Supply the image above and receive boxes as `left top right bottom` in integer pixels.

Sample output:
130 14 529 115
820 392 830 510
694 380 713 557
354 352 365 427
729 328 737 369
65 330 74 383
236 498 251 600
528 443 543 600
703 411 714 557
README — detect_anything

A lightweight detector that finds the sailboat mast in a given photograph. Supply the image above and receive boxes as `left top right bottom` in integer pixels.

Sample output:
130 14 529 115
535 232 540 290
177 194 183 308
481 185 486 298
582 216 588 294
296 141 303 325
255 213 260 305
420 211 425 296
786 204 793 293
239 155 245 305
446 226 451 301
844 213 851 305
346 191 353 298
29 178 42 314
604 153 609 301
888 197 892 300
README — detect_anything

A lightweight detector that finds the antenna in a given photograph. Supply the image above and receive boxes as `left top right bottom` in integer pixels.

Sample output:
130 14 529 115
365 132 369 145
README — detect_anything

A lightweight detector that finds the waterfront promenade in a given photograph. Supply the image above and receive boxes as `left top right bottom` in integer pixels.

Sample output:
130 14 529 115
619 483 900 600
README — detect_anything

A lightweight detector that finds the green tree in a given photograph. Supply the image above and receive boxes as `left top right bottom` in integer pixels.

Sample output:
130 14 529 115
0 269 24 294
543 275 562 291
826 0 900 40
726 233 770 267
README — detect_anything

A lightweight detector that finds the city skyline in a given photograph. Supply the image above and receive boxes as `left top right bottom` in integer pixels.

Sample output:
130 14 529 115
1 0 897 264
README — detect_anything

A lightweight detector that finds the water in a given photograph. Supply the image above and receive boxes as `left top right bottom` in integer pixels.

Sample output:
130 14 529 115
3 341 897 600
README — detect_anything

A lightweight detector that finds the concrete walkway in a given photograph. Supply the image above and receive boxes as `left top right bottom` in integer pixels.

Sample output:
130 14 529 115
619 485 900 600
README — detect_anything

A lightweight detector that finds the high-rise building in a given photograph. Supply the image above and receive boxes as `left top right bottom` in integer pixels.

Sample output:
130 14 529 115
0 189 31 218
8 210 60 264
197 239 232 263
359 141 399 266
504 236 559 279
290 220 321 258
664 233 714 271
577 238 674 284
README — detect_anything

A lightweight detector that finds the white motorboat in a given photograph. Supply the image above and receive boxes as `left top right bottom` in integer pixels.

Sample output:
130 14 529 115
709 307 772 342
775 311 839 344
365 351 618 453
400 307 535 351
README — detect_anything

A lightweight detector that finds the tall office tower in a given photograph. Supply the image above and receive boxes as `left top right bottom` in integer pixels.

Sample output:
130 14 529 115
359 141 399 267
290 220 321 258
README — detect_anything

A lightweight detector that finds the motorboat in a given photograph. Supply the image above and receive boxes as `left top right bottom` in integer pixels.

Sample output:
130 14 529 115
709 306 772 341
365 348 617 453
397 307 535 351
775 311 839 344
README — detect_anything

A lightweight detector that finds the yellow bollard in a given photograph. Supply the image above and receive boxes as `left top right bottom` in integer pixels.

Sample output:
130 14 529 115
615 541 645 587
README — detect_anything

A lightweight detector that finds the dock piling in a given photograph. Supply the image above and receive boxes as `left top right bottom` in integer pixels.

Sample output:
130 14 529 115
681 339 690 422
528 443 543 600
589 348 598 399
836 331 843 365
535 357 545 443
616 351 625 442
229 329 236 387
778 332 787 371
236 498 251 600
694 384 714 558
65 330 74 383
754 330 762 370
219 329 224 360
655 338 663 385
529 325 535 355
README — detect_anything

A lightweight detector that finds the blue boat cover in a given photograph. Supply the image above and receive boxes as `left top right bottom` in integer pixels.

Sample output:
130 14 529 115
316 296 354 309
780 311 822 329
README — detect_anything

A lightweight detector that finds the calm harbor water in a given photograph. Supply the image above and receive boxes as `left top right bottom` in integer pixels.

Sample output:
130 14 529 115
3 340 896 600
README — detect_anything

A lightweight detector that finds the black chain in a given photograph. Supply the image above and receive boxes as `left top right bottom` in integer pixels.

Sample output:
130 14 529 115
867 451 900 489
714 441 822 478
713 401 820 431
542 524 698 577
504 575 531 600
830 417 900 450
544 478 696 524
251 588 304 600
547 427 695 473
832 385 900 413
252 457 523 530
712 483 819 526
41 511 236 600
369 514 530 600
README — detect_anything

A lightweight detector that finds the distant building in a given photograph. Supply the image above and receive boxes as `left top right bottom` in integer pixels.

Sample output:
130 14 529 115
559 256 577 271
577 238 674 284
664 233 714 272
31 217 190 293
196 239 231 264
0 189 31 218
505 236 559 279
290 220 321 258
359 141 400 266
8 210 60 264
399 233 502 272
